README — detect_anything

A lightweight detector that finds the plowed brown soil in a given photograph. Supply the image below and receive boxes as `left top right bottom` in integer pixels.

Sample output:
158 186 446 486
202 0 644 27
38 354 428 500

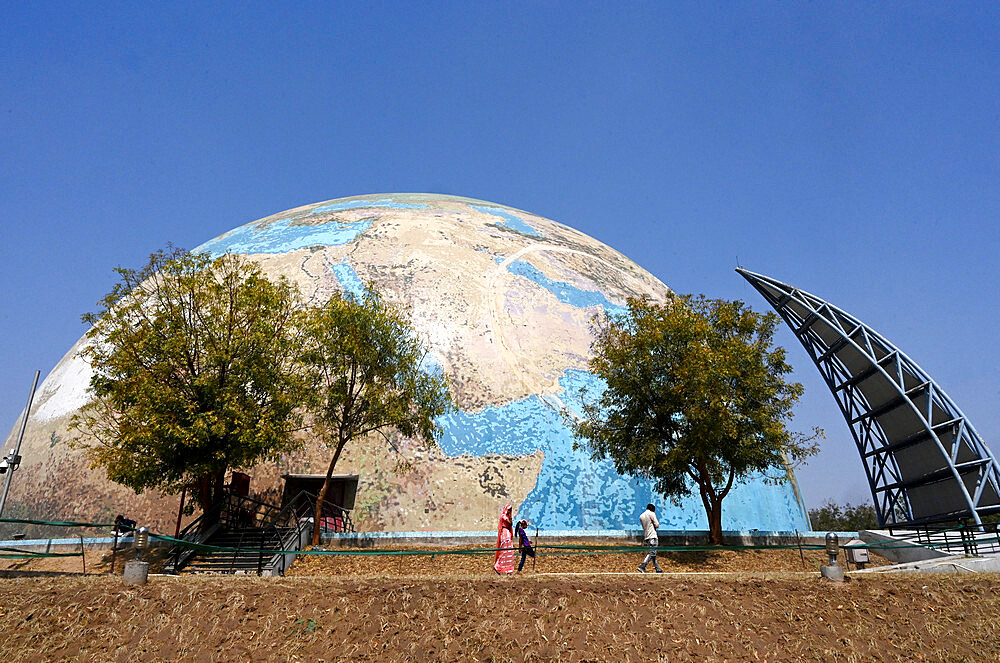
0 546 996 662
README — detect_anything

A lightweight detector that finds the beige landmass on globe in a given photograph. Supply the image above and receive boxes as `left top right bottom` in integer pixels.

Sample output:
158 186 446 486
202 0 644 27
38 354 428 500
3 195 669 534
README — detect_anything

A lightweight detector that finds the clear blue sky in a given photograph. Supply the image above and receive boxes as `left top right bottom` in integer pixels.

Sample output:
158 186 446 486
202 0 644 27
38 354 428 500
2 3 998 509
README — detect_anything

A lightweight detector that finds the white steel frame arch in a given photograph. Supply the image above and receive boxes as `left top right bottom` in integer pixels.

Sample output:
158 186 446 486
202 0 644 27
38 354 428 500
737 268 1000 528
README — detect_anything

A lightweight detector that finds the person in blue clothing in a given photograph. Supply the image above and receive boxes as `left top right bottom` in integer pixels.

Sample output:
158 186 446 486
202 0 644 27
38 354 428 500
514 519 535 572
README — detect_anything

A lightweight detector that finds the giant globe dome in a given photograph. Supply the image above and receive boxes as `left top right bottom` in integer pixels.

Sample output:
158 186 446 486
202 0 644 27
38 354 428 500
6 194 808 533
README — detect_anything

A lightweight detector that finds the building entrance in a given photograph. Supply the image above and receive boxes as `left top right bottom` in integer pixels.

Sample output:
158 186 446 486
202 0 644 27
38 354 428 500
280 473 358 532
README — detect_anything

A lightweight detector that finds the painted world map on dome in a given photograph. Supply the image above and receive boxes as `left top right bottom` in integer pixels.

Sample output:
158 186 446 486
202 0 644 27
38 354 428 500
6 194 808 533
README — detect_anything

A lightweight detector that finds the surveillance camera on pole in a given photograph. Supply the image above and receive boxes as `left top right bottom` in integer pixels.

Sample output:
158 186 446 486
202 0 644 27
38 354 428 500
0 451 21 474
0 371 40 517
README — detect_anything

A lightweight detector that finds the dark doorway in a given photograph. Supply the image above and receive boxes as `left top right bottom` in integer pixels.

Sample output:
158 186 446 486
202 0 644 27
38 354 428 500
281 473 358 511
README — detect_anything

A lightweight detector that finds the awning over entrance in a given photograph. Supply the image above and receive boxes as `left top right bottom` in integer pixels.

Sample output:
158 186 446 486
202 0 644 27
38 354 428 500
280 473 359 511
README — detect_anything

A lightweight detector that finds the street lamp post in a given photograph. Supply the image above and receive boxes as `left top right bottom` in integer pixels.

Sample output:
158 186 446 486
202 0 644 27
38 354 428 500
820 531 845 582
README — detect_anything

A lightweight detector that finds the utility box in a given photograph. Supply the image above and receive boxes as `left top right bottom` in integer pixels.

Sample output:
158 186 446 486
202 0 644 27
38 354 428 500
845 539 869 567
230 472 251 496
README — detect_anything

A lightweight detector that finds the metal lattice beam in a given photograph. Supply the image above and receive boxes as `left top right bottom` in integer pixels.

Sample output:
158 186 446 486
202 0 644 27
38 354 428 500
737 268 1000 527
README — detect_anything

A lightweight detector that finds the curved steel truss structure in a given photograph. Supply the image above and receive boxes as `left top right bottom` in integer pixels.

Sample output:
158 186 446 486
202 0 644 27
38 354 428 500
737 268 1000 527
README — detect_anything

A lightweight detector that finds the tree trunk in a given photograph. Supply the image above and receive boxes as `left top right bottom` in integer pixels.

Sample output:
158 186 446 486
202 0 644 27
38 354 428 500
213 467 226 507
707 499 724 545
212 467 227 528
312 440 348 545
195 467 228 529
694 460 724 545
196 474 213 513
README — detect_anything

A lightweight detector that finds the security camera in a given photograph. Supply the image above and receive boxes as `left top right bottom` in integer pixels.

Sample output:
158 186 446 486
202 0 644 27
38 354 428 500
0 453 20 474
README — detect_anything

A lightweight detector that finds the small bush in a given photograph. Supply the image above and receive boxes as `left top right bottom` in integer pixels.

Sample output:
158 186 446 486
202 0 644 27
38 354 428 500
808 500 878 531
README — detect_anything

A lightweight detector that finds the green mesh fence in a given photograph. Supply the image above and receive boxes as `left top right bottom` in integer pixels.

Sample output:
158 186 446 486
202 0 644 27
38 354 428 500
1 516 994 559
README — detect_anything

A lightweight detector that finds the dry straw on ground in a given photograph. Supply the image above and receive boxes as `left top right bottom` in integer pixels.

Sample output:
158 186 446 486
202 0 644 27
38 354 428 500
0 546 996 662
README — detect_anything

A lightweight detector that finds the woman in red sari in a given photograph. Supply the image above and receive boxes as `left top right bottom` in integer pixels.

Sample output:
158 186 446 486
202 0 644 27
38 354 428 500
494 503 515 574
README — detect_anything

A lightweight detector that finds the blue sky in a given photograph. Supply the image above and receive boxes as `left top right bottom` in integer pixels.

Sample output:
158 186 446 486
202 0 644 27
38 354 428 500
2 3 997 509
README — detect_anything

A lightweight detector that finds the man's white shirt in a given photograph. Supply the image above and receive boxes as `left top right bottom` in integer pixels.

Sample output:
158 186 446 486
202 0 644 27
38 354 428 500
639 509 659 540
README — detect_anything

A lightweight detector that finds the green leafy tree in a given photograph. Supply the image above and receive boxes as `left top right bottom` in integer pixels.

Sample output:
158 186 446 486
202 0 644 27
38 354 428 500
72 247 306 514
300 289 453 544
572 294 820 544
808 501 878 531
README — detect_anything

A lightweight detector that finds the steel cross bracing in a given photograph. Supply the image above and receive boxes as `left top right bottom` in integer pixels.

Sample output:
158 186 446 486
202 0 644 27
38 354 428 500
736 268 1000 528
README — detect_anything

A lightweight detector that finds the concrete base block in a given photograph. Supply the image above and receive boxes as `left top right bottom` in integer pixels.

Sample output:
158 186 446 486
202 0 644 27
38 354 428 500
123 561 149 585
859 530 950 564
821 564 845 582
853 553 1000 575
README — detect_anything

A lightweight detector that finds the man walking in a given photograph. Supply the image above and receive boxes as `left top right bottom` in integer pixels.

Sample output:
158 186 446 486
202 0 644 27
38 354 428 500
638 503 662 573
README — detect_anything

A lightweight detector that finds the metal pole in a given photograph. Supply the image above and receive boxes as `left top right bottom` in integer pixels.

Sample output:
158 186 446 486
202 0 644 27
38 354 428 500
532 524 538 572
795 529 806 570
174 485 187 538
0 370 40 517
111 530 118 574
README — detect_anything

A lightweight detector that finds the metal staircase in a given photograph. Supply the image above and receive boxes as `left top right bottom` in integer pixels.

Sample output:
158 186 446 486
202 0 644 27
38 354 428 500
179 526 297 575
165 489 353 576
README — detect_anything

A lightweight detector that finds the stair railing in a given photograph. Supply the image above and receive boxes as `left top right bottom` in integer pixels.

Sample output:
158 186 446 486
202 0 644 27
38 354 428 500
168 497 226 574
229 528 247 574
277 489 356 535
168 490 281 573
257 491 313 575
888 522 1000 556
220 491 285 529
170 488 358 575
258 526 285 575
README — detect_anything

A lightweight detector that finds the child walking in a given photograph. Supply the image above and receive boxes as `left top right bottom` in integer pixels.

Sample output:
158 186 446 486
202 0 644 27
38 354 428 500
515 519 536 572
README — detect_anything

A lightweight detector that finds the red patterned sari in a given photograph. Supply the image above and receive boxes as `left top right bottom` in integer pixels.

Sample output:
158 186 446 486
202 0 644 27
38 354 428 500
494 503 515 574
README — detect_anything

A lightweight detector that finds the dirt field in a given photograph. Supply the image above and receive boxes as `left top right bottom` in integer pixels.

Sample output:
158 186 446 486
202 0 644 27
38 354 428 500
0 542 889 577
0 546 997 662
288 543 892 577
0 572 997 662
